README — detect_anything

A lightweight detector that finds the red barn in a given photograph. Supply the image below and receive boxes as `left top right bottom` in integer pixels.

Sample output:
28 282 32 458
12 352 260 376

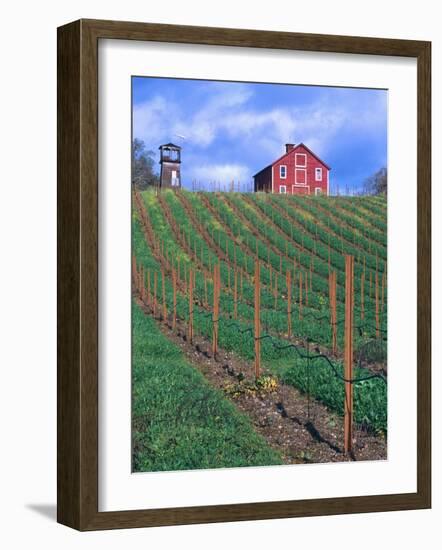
253 143 330 196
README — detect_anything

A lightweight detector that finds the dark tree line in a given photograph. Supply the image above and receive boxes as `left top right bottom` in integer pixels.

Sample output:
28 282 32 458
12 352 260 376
363 166 387 196
132 138 160 190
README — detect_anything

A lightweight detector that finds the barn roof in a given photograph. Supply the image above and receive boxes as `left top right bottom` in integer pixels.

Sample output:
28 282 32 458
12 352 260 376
253 142 331 177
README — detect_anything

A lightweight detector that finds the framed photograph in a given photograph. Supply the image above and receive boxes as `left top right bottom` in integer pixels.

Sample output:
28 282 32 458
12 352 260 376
57 19 431 530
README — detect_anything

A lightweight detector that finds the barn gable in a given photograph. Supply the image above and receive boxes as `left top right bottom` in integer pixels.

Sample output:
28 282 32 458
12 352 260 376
253 143 330 196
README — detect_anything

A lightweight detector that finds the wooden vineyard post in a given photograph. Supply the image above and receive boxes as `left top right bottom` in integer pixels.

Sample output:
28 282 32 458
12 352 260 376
137 264 142 302
329 270 337 355
172 269 177 331
147 269 151 306
162 268 167 323
361 258 365 321
204 273 208 307
344 255 354 455
153 271 158 317
188 269 194 344
381 266 386 316
274 274 278 310
375 268 380 338
286 270 292 338
299 271 303 320
234 268 238 320
132 255 137 286
212 264 220 358
254 260 261 379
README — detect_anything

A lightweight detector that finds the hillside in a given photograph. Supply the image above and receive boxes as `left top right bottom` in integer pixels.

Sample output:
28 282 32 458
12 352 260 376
132 189 388 468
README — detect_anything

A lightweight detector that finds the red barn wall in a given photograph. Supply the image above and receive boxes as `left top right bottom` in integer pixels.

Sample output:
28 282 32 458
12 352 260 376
254 166 272 192
272 144 329 196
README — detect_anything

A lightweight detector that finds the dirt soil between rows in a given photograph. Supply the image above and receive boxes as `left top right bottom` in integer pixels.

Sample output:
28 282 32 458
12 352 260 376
137 298 387 466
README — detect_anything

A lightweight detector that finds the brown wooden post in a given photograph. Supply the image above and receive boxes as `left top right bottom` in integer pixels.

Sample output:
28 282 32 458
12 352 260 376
375 268 380 338
381 266 386 315
344 255 354 454
274 273 278 310
254 260 261 379
212 264 220 358
140 265 144 303
234 268 238 320
204 272 208 307
132 254 137 285
286 270 292 338
153 271 158 317
161 268 167 323
299 271 303 320
188 269 194 343
360 267 365 321
172 269 177 330
147 269 151 306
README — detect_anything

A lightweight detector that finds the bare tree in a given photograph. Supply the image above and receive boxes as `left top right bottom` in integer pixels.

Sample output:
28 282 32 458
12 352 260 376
363 167 387 196
132 138 160 190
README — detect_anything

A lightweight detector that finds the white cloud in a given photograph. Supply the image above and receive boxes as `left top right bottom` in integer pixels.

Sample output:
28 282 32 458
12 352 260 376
189 163 251 184
132 83 387 186
173 84 254 147
132 96 171 146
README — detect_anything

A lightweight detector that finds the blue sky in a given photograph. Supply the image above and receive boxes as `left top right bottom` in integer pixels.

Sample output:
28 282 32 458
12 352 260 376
132 77 387 193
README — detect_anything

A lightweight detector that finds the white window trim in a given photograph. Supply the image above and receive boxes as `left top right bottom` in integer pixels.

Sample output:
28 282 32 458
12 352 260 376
295 153 307 167
295 168 307 186
279 165 287 179
315 187 322 196
279 185 287 194
315 167 323 181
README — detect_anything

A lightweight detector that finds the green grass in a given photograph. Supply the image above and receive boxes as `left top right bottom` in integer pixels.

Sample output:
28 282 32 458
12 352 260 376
132 301 282 472
133 190 387 434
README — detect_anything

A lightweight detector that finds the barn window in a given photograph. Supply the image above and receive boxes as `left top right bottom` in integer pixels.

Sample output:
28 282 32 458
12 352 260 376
295 153 307 167
280 185 287 194
280 165 287 179
315 187 322 196
315 167 323 181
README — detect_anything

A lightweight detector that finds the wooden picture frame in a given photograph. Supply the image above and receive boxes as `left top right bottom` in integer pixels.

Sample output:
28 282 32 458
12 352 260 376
57 18 431 531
